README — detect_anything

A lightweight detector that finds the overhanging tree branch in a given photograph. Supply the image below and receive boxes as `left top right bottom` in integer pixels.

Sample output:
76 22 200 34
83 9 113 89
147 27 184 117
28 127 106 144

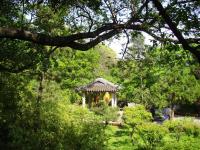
151 0 200 62
0 0 199 62
0 23 142 50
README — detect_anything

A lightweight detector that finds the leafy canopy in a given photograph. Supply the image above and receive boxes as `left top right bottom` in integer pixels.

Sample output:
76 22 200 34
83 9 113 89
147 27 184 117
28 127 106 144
0 0 199 63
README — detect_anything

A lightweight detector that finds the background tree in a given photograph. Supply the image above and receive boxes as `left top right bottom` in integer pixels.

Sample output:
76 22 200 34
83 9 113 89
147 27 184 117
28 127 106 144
116 34 200 117
149 46 200 118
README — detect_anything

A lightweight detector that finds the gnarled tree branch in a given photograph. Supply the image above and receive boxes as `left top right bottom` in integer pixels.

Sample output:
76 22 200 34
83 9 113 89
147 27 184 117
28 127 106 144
0 23 142 50
152 0 200 62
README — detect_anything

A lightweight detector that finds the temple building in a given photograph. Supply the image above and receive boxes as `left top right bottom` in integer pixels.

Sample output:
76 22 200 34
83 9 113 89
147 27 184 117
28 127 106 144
77 78 118 107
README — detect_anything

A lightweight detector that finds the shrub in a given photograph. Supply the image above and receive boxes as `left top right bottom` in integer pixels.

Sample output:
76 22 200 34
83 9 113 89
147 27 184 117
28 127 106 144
163 118 200 138
132 122 168 150
159 135 200 150
9 101 106 150
157 118 200 150
91 101 119 124
123 105 152 127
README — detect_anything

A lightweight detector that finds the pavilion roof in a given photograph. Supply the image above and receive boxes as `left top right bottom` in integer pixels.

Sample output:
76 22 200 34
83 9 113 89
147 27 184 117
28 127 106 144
77 78 118 92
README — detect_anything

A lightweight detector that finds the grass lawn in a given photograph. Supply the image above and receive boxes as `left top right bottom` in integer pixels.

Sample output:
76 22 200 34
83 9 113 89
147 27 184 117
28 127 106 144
105 125 135 150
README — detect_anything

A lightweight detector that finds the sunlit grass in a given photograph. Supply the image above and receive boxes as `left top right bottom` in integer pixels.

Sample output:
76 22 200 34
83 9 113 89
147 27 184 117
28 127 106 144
105 125 135 150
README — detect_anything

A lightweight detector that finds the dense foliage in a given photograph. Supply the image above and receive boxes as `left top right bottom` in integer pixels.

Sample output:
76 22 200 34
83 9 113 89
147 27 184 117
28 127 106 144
114 35 200 118
8 101 106 150
132 122 168 150
123 105 152 127
119 105 200 150
0 43 116 149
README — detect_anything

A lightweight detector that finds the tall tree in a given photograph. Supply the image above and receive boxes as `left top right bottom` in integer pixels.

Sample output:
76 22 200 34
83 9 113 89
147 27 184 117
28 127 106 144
149 46 200 118
117 44 200 114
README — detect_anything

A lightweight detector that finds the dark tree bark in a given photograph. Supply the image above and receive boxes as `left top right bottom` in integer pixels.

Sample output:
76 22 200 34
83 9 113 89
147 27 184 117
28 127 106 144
34 71 44 131
0 24 141 50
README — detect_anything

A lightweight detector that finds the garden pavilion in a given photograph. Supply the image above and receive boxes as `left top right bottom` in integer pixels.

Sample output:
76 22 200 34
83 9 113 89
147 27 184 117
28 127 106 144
77 78 118 107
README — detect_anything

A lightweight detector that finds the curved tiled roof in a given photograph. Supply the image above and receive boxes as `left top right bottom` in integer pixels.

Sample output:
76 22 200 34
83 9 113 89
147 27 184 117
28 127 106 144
77 78 118 92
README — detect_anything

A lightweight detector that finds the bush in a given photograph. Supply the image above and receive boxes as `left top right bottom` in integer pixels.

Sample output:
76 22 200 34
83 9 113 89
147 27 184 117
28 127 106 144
9 101 106 150
159 135 200 150
91 101 119 124
132 123 168 150
123 105 152 127
156 118 200 150
163 118 200 138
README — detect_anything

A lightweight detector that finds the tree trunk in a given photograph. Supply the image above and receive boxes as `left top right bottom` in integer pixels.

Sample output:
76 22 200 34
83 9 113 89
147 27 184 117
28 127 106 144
169 92 176 120
37 72 44 105
140 76 144 101
170 108 175 120
169 105 175 120
35 72 44 131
